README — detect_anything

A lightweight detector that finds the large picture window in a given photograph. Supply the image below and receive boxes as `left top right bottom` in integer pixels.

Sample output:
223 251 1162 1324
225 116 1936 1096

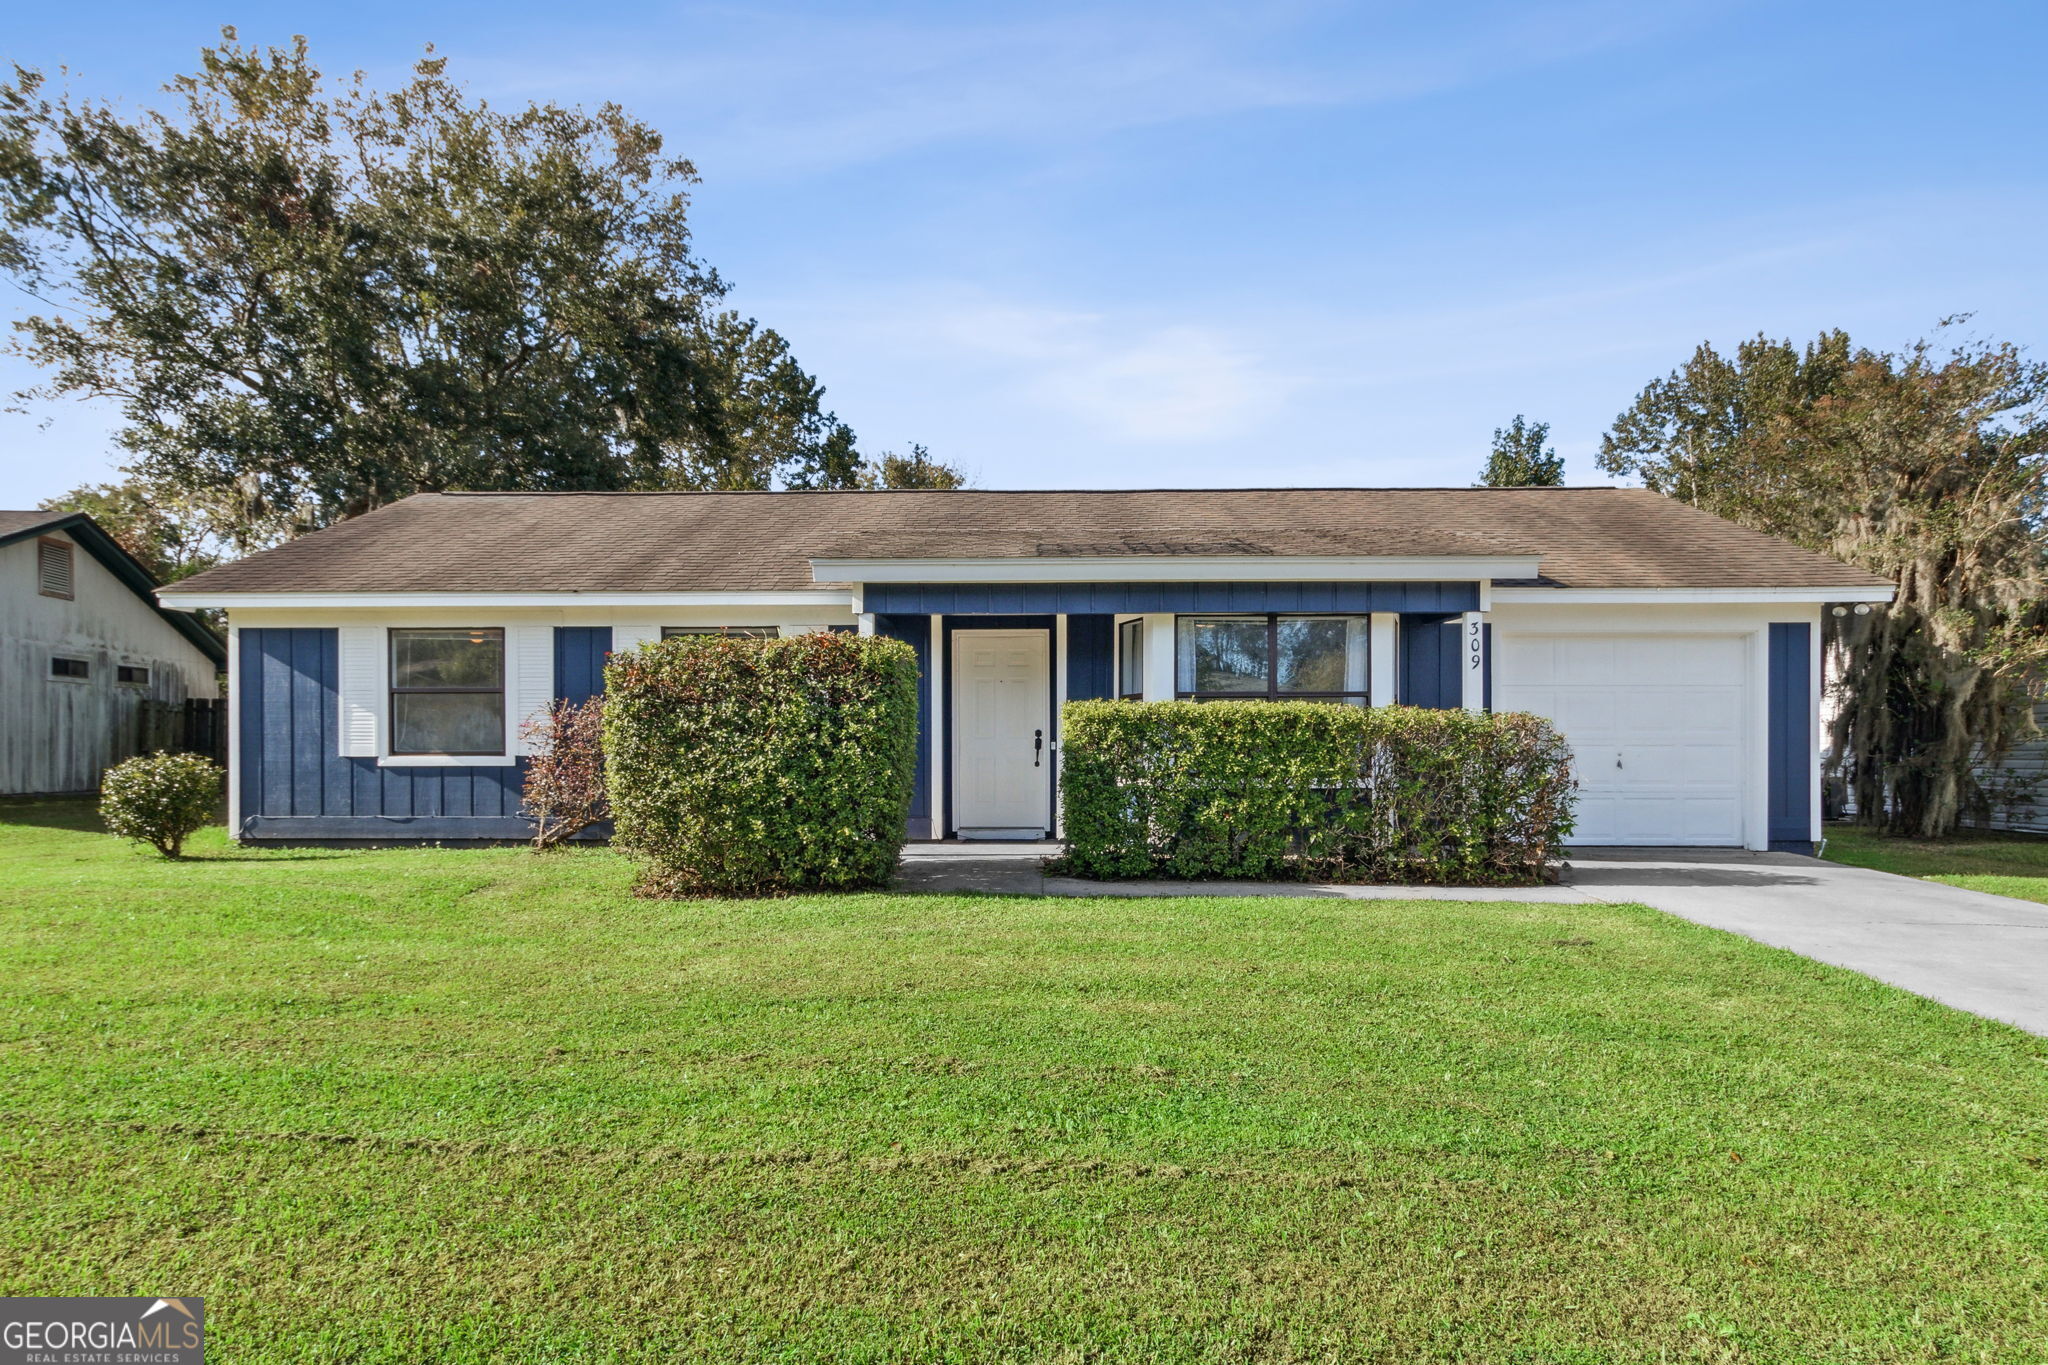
1176 615 1370 705
389 628 505 756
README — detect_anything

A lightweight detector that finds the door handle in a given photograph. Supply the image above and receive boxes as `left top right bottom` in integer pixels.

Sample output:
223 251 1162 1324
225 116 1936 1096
1034 728 1044 767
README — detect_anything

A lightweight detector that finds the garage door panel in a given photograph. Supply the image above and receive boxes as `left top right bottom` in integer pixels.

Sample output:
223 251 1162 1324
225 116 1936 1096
1615 795 1743 844
1556 640 1619 684
1610 741 1741 784
1556 691 1621 731
1675 743 1743 784
1496 640 1556 686
1571 794 1623 845
1494 632 1750 848
1614 687 1741 737
1617 636 1745 685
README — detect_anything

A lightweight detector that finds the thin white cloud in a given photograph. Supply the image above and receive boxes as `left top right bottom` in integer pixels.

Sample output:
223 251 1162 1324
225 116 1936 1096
462 0 1730 175
920 301 1300 442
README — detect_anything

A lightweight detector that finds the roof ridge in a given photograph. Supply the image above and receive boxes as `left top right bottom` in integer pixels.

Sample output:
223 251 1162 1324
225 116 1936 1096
432 485 1642 497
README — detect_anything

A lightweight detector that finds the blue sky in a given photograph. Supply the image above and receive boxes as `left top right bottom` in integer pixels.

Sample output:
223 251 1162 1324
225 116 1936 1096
2 0 2043 504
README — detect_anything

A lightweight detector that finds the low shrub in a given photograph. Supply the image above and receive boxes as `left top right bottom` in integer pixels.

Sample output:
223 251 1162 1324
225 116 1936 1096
520 696 609 850
100 751 222 858
1055 701 1575 885
603 632 920 897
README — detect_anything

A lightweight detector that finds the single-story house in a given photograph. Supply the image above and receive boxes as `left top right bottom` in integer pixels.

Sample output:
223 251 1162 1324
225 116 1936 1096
2 509 225 794
157 487 1895 850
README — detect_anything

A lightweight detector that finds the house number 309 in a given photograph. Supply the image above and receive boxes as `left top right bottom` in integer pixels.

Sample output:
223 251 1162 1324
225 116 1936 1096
1468 621 1483 669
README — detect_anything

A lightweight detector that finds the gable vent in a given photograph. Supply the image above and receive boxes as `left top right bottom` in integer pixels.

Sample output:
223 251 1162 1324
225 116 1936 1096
37 537 74 600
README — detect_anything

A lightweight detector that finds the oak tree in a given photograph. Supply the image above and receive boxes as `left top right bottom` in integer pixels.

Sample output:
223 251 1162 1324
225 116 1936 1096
1599 326 2048 835
0 32 927 549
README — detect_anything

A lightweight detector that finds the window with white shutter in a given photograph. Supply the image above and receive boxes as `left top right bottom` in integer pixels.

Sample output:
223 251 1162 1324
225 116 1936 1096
37 537 74 599
337 627 386 757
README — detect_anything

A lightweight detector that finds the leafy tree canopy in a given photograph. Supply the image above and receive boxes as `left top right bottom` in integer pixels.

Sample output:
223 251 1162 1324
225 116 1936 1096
1599 323 2048 836
859 443 968 489
1477 415 1564 486
38 481 222 582
0 31 961 550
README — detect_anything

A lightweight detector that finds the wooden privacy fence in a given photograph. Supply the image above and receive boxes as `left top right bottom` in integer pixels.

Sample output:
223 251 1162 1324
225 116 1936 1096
138 697 227 766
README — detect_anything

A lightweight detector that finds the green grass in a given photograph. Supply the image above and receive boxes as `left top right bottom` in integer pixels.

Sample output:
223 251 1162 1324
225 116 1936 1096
1824 822 2048 905
3 799 2046 1363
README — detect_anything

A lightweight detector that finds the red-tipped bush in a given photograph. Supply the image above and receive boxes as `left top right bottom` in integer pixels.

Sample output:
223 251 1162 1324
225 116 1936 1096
521 696 609 850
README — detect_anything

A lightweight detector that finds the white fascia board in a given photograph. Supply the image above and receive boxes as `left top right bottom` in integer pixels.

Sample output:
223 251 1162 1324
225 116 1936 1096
1489 585 1896 604
808 555 1542 585
156 589 858 610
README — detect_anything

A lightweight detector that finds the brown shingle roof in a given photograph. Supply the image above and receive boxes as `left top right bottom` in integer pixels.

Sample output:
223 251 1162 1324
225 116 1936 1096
0 509 76 539
164 487 1894 594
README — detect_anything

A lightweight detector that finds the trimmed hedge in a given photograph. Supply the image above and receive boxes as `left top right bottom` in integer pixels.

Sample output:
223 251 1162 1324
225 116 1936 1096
1055 701 1576 885
603 632 921 898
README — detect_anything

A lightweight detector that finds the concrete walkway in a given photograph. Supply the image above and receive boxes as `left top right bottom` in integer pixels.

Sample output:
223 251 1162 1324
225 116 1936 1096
895 844 2048 1035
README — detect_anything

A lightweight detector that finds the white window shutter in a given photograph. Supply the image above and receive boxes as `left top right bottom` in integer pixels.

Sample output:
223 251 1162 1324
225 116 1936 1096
509 626 557 755
337 627 385 757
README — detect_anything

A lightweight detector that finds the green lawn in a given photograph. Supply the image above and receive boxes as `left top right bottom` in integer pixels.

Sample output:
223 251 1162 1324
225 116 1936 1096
3 800 2046 1362
1824 822 2048 905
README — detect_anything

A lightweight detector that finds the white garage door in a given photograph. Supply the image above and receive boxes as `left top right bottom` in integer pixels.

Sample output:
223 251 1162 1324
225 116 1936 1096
1493 634 1750 846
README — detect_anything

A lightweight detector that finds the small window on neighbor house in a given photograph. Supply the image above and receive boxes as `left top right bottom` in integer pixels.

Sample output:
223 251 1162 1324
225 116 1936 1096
389 628 505 756
37 537 74 599
1118 619 1145 700
661 626 779 639
51 656 89 679
117 664 150 686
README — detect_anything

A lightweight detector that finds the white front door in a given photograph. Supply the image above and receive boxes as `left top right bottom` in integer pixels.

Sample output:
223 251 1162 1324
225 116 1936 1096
1493 633 1751 847
952 629 1052 838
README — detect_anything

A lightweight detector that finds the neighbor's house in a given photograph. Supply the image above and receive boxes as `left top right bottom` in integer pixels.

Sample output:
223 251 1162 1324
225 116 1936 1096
2 510 225 795
155 487 1894 850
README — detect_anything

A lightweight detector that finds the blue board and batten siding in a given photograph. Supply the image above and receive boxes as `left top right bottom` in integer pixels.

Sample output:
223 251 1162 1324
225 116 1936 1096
238 626 612 841
555 627 612 707
1767 622 1814 851
863 581 1478 616
1065 615 1115 702
1397 615 1464 710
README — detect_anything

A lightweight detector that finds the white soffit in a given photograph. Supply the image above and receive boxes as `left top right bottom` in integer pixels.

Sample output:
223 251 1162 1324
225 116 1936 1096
809 554 1543 584
157 589 858 610
1490 585 1896 604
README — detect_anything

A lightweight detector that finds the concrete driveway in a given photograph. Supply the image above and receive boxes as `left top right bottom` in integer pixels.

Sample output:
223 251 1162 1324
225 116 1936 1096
895 844 2048 1035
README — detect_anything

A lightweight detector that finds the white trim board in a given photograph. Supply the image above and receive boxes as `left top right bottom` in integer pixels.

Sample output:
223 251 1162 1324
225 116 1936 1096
810 555 1541 584
1490 586 1894 604
225 626 242 840
160 589 856 610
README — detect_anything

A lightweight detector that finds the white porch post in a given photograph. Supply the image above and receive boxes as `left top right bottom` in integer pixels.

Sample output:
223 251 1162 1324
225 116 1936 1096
1140 613 1176 701
1460 611 1487 712
1808 605 1824 848
1369 613 1397 707
225 624 241 842
1053 614 1069 837
929 615 946 838
857 612 876 636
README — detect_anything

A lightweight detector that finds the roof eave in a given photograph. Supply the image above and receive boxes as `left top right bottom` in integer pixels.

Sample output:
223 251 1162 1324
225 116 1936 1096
155 588 857 611
808 553 1546 585
1488 584 1897 604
